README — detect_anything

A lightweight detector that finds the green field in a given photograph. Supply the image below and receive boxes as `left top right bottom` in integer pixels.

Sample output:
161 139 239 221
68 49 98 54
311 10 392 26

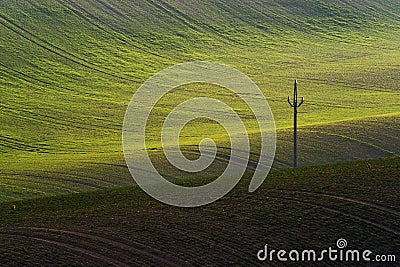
0 1 399 264
1 0 399 201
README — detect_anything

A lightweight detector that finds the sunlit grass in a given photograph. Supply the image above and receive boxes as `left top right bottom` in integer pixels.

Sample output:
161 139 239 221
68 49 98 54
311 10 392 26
0 0 399 202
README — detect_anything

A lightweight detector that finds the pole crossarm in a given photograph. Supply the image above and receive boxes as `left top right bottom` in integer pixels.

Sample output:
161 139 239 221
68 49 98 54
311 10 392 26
287 80 304 109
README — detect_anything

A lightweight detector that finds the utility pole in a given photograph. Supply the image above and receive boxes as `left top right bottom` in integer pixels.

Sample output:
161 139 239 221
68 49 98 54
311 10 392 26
287 80 304 167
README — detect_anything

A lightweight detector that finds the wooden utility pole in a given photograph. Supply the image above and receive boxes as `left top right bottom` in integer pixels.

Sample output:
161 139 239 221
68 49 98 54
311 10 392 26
287 80 304 167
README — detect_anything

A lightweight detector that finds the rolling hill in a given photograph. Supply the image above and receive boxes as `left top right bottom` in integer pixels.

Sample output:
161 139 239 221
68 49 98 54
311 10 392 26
0 0 399 202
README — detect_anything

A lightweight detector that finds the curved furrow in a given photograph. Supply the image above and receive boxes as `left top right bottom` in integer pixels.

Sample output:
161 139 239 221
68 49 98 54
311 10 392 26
114 207 266 265
0 238 97 266
21 230 151 265
344 0 400 22
0 246 26 263
40 170 121 187
206 193 399 236
252 1 398 49
234 0 290 33
89 162 181 183
147 0 198 31
209 1 267 46
138 218 259 264
130 196 333 261
59 0 169 60
275 0 393 38
183 150 259 172
0 175 80 194
263 73 400 93
14 227 190 267
0 233 129 266
273 189 400 216
302 130 399 156
2 101 120 132
0 13 136 82
296 136 362 163
45 173 124 189
308 124 400 154
195 201 331 252
146 144 281 179
268 196 399 235
0 104 120 132
156 0 235 40
184 144 290 168
2 172 107 191
237 1 343 42
0 108 100 132
172 6 243 45
0 183 48 196
0 63 126 105
0 135 49 152
90 0 128 19
147 0 244 46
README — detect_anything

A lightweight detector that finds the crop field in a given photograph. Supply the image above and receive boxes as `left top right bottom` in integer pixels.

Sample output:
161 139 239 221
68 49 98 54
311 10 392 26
0 157 399 266
0 0 399 265
1 0 399 202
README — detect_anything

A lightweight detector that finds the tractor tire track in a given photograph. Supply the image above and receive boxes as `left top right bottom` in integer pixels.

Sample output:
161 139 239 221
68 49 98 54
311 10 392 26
206 193 400 236
0 234 101 266
263 73 398 93
272 189 400 216
300 127 400 157
268 195 399 235
92 0 127 19
185 144 290 168
0 13 135 82
300 130 399 156
341 0 400 22
0 233 128 266
156 0 237 43
1 172 106 190
0 175 78 194
60 0 168 60
114 210 261 265
0 104 119 132
0 135 48 152
1 168 125 190
14 227 190 267
147 0 198 32
225 0 339 43
0 63 125 105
